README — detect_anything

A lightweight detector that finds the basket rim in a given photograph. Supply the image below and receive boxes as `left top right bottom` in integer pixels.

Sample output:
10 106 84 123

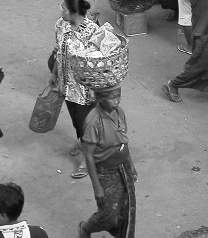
68 34 128 61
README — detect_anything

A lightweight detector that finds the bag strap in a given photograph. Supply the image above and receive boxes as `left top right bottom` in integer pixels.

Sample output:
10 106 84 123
39 86 51 97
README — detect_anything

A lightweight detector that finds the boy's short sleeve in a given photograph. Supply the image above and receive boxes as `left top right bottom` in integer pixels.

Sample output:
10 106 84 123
82 122 99 144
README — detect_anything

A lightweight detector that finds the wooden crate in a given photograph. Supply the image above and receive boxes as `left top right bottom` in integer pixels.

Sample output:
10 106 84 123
115 11 148 36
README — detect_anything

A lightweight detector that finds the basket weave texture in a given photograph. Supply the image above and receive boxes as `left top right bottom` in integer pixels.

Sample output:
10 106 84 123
109 0 153 13
69 35 129 89
109 0 121 11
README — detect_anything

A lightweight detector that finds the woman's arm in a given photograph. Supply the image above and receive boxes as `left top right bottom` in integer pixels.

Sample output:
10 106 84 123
82 142 104 207
49 60 58 87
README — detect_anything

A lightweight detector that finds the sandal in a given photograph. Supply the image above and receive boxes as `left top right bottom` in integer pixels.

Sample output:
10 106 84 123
71 167 88 179
78 221 90 238
177 45 192 55
162 84 183 103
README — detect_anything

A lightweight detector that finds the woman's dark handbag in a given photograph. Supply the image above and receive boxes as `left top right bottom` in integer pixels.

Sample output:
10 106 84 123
29 86 64 133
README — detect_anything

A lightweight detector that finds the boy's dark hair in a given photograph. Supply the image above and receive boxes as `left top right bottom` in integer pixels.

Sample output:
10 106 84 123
0 183 24 221
65 0 91 16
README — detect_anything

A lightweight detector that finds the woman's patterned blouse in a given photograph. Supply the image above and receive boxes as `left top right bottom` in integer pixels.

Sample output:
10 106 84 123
55 17 99 105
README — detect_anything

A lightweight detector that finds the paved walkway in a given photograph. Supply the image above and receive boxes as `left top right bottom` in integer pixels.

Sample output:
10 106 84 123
0 1 208 238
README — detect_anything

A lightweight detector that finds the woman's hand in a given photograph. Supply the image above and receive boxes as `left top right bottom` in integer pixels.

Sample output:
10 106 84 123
49 73 57 87
57 81 65 96
130 163 138 182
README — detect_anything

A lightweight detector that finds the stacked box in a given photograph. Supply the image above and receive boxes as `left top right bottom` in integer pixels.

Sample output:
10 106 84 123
115 11 148 36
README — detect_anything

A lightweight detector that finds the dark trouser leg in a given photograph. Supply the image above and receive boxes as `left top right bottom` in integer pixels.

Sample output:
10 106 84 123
171 37 208 90
65 101 77 134
182 26 192 46
65 101 95 140
82 192 128 237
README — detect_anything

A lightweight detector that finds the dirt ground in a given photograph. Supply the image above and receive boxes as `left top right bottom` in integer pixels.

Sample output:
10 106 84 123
1 1 208 238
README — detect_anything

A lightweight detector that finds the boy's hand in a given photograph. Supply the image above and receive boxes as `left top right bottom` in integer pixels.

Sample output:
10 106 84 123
132 167 139 182
0 68 4 83
95 186 105 209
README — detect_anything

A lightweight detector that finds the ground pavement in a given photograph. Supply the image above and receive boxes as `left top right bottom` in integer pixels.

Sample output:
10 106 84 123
0 1 208 238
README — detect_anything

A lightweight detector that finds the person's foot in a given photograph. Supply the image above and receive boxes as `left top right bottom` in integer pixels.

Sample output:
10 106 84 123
78 221 90 238
162 81 183 102
69 141 82 156
71 166 88 179
177 44 192 55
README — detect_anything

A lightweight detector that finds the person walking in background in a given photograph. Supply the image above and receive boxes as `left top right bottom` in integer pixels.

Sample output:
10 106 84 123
79 85 137 238
162 0 208 102
0 68 4 138
158 0 178 21
87 0 100 25
0 182 49 238
177 0 192 54
49 0 99 178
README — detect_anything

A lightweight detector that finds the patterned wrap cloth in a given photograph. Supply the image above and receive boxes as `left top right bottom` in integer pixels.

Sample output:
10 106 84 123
83 146 136 238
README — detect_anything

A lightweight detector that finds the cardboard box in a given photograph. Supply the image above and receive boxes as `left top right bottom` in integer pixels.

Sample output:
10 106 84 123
116 11 148 36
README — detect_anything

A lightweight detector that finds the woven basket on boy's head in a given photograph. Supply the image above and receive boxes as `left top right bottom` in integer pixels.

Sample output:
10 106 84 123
69 35 128 89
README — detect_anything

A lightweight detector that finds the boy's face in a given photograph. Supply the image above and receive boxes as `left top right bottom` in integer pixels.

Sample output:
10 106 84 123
100 88 121 112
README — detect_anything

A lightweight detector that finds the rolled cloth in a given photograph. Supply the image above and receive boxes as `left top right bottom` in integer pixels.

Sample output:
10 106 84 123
93 84 121 98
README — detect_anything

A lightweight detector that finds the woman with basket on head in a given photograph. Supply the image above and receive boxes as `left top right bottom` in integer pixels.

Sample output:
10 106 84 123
49 0 100 179
79 84 138 238
66 10 136 235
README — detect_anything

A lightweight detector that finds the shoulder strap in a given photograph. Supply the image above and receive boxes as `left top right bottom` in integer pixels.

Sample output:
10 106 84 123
96 108 104 143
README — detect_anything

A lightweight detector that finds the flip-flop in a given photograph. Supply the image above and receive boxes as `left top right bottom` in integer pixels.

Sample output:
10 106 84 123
71 167 88 179
177 45 192 55
162 85 183 103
